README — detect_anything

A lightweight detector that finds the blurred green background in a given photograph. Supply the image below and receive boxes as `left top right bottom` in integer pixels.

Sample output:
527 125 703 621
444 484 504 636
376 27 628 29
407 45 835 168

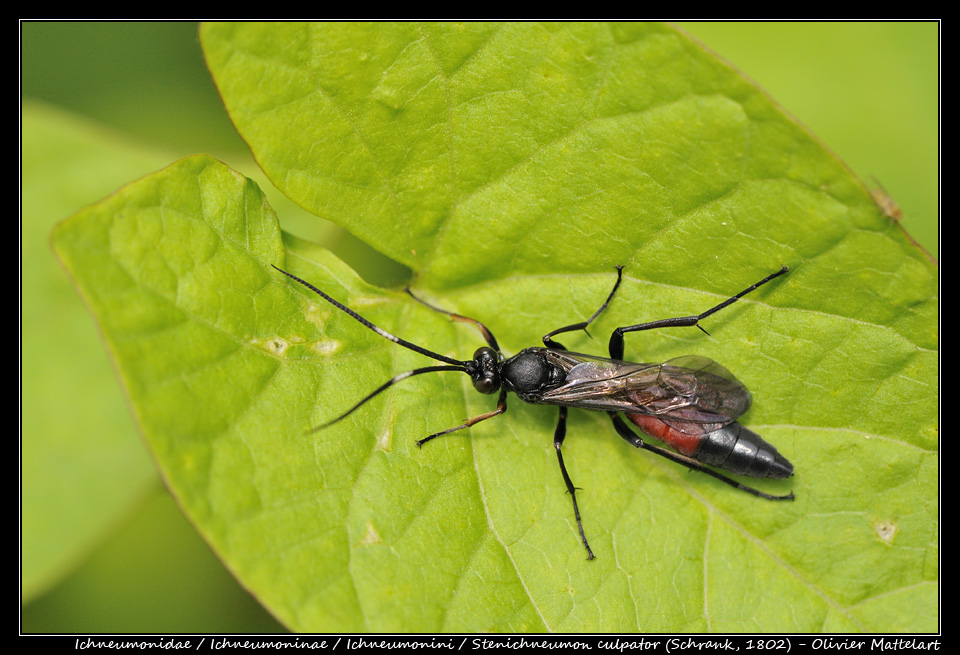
20 22 938 633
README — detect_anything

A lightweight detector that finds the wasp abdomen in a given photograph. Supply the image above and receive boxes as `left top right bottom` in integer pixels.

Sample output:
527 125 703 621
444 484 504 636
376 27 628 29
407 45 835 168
627 415 793 480
695 422 793 479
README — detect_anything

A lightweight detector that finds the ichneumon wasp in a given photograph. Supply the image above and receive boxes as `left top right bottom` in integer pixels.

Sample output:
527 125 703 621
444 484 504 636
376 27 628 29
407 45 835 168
273 264 794 559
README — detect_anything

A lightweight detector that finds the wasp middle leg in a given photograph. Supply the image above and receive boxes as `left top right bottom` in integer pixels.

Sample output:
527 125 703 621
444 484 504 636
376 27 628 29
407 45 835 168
543 266 625 351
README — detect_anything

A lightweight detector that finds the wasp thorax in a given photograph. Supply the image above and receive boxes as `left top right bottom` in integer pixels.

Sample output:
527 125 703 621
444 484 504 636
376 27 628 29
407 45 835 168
501 349 563 393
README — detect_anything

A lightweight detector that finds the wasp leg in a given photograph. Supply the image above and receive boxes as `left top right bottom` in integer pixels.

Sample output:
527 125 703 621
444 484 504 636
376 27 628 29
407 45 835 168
543 266 624 351
554 406 595 559
416 388 508 447
405 288 502 354
608 267 788 361
610 414 794 501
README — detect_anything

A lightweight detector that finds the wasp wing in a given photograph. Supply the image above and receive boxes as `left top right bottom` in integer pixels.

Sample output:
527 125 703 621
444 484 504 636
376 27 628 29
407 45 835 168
539 351 751 429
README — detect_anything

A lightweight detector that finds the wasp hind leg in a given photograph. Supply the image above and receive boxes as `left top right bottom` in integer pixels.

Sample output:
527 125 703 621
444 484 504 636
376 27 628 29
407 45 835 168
609 414 794 501
607 267 788 360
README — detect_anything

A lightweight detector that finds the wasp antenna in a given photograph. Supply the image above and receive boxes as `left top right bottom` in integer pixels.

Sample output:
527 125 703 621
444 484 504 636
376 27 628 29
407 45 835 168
272 265 467 367
306 365 468 434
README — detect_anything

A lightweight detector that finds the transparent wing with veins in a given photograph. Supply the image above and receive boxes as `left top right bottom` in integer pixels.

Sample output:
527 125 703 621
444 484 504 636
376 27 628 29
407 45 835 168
538 352 752 433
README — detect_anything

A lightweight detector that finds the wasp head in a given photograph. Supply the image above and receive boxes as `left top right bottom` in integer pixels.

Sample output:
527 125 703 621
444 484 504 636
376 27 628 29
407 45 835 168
466 346 501 394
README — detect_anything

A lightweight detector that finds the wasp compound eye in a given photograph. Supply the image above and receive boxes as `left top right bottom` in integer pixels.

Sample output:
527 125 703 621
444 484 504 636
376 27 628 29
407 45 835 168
473 346 497 366
473 374 498 394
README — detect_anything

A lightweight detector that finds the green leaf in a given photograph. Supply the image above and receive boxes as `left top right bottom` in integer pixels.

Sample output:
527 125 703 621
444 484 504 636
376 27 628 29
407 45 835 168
53 23 937 632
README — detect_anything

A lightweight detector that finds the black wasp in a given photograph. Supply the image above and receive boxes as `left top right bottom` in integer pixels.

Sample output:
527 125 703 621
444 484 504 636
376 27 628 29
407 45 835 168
273 264 794 559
